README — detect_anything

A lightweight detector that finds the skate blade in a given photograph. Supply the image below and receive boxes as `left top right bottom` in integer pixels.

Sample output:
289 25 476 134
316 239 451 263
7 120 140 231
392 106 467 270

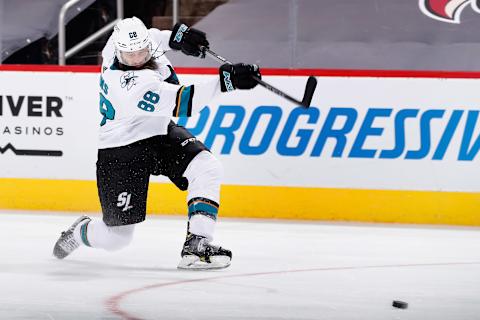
177 255 231 270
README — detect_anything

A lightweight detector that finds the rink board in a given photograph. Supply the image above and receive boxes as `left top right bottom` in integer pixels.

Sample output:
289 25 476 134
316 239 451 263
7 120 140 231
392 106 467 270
1 178 479 225
1 66 480 225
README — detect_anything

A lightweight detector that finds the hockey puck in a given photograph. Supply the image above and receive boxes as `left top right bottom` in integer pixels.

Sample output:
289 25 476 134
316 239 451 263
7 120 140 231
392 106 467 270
392 300 408 309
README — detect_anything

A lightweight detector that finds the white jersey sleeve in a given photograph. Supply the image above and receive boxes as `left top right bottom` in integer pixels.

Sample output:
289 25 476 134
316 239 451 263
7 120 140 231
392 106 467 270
101 34 115 68
149 28 173 53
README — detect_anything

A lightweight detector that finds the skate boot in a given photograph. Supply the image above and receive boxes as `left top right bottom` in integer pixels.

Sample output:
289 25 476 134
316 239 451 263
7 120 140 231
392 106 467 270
178 232 232 270
53 216 91 259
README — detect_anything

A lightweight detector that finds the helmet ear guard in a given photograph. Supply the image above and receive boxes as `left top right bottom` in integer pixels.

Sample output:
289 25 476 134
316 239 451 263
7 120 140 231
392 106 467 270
113 17 152 66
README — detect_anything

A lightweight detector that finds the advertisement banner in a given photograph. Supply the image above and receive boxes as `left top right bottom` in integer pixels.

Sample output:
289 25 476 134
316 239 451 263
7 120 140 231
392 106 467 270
2 71 480 191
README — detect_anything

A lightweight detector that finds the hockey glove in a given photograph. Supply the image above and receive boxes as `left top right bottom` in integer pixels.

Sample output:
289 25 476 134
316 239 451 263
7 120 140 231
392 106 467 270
219 63 261 92
169 23 209 58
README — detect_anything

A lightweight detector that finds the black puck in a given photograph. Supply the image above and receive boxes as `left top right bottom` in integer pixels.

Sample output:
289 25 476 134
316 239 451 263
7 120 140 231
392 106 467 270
392 300 408 309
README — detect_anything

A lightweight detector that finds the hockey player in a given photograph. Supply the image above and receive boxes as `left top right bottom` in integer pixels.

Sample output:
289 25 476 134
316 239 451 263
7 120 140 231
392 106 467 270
53 17 261 269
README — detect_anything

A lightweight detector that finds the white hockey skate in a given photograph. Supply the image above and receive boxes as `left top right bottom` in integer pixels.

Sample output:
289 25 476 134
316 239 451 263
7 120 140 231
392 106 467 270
53 216 91 259
178 233 232 270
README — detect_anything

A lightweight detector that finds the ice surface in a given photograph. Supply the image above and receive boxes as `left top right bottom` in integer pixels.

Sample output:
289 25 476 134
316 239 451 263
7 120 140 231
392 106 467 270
0 210 479 320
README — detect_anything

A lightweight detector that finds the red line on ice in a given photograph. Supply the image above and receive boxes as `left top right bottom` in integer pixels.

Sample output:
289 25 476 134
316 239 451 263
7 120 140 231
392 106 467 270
105 261 480 320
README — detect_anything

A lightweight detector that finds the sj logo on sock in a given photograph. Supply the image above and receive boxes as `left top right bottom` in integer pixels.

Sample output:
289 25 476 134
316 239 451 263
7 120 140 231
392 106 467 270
117 192 133 211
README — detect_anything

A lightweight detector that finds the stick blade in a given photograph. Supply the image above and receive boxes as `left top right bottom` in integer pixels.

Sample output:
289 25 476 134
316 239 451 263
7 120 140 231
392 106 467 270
301 76 317 108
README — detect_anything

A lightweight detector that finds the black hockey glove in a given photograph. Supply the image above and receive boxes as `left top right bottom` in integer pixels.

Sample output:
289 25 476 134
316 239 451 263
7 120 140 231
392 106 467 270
219 63 261 92
169 23 209 58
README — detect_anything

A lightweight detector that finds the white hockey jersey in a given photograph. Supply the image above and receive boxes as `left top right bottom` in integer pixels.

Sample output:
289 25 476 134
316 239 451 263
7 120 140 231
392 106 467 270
98 28 221 149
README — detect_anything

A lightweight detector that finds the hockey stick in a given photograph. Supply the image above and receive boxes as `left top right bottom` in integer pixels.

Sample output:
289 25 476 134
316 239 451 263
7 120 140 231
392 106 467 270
200 47 317 108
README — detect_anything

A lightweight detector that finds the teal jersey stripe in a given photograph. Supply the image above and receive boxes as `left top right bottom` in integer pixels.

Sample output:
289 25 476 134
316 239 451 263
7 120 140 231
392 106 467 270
178 85 193 116
165 65 179 84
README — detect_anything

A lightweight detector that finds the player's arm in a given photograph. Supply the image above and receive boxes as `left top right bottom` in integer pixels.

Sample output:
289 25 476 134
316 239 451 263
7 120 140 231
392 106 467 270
149 28 174 53
132 64 262 117
169 63 261 117
134 78 220 117
101 34 115 67
171 78 220 117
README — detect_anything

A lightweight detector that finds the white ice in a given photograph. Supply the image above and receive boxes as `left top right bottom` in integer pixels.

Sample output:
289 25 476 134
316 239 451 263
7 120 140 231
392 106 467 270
1 210 480 320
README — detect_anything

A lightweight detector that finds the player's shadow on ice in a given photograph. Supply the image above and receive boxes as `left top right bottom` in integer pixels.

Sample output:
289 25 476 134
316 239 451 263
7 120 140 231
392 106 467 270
48 259 179 280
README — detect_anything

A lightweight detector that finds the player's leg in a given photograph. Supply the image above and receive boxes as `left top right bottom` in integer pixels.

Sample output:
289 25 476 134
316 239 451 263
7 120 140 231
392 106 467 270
53 218 135 259
79 220 135 251
180 150 232 269
53 139 152 259
184 150 221 241
158 122 231 269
